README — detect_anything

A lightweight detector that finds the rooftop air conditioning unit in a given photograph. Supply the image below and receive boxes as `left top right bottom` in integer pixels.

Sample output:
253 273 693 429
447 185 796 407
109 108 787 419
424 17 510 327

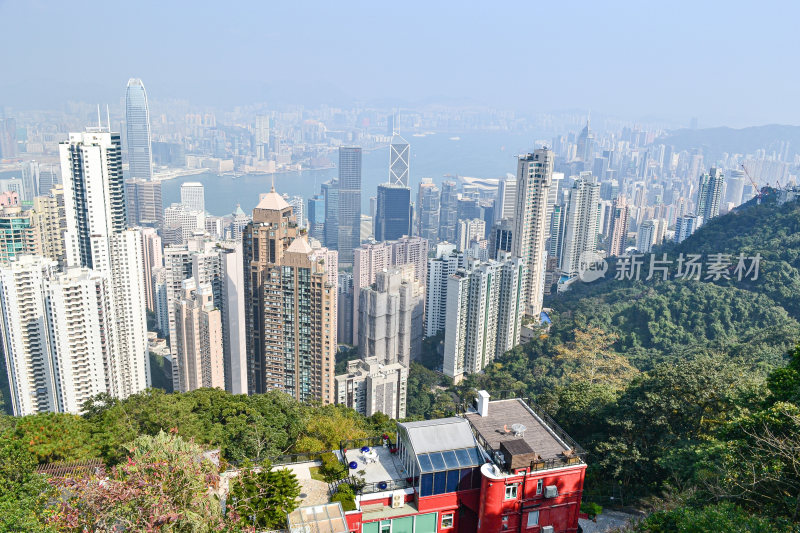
544 485 558 498
391 490 404 509
541 527 554 533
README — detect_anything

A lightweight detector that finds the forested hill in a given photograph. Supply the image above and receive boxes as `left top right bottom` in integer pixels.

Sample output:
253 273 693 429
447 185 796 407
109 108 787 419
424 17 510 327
546 190 800 372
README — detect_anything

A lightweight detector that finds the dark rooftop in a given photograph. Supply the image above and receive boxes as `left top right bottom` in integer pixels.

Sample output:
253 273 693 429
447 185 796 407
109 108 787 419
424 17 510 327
464 398 578 464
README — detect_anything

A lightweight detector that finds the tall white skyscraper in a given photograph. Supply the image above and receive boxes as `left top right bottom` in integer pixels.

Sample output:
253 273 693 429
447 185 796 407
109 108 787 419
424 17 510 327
559 172 600 278
424 244 463 338
495 174 517 222
512 149 553 318
59 129 150 399
125 78 153 181
173 278 224 392
140 227 163 312
696 168 725 223
389 134 410 187
0 256 59 416
180 181 205 212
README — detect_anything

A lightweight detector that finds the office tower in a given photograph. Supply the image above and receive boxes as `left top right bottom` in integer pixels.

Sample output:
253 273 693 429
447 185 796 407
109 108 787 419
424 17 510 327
457 218 486 252
512 149 553 317
218 243 247 394
0 206 40 263
243 187 336 402
228 204 250 242
0 256 59 416
322 178 339 250
599 179 619 201
335 357 408 419
125 78 153 181
337 147 362 264
389 134 410 186
0 116 17 159
576 118 595 162
443 254 526 381
361 214 373 242
675 214 702 243
254 114 270 159
607 197 630 256
124 178 163 227
173 278 224 392
338 272 354 345
357 265 423 366
559 172 600 278
424 246 464 337
495 174 517 222
416 178 440 242
696 168 725 223
21 161 40 201
438 180 458 242
637 219 659 253
725 169 746 207
44 267 113 414
31 185 67 268
205 216 224 239
353 242 392 346
375 183 412 241
488 218 514 260
60 130 149 399
163 203 205 245
180 182 205 212
38 167 60 193
307 194 325 242
139 228 162 312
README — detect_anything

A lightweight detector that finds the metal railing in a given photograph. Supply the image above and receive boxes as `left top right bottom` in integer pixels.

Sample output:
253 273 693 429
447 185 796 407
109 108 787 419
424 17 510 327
329 475 413 497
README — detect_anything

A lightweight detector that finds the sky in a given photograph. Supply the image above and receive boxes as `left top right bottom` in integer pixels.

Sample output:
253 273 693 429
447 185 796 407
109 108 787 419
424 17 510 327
0 0 797 127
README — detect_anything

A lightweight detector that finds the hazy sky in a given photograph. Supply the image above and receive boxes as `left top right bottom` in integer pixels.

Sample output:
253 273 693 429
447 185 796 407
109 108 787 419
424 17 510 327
1 1 797 126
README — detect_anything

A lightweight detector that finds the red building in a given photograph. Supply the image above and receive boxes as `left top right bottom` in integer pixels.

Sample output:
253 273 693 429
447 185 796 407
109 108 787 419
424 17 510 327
325 391 587 533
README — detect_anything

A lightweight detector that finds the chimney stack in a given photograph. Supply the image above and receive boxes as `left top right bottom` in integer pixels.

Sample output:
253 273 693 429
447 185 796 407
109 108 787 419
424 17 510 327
477 390 490 417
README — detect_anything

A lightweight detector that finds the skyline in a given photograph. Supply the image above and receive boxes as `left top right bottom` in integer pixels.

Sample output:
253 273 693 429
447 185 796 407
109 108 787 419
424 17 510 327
1 1 798 127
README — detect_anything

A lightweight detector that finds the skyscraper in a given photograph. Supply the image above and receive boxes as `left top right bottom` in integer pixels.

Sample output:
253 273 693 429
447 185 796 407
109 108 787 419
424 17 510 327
389 134 410 186
456 218 486 252
696 168 725 223
438 180 458 243
416 178 440 243
495 174 517 222
607 196 630 257
59 129 149 398
139 227 162 312
322 178 339 250
125 78 153 181
180 182 205 212
575 118 595 163
243 187 336 402
125 178 163 227
307 194 325 242
337 147 362 264
512 149 553 318
488 218 514 260
254 114 270 160
559 172 600 278
424 244 463 338
375 183 411 242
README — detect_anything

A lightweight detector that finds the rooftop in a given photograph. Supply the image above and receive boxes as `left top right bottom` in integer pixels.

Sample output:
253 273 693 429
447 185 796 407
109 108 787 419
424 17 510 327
400 417 476 454
464 398 581 466
343 444 406 485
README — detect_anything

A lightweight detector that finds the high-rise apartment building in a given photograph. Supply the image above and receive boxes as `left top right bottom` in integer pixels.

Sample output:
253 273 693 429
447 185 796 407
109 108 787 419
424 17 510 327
218 243 247 395
488 218 514 260
59 130 149 399
139 227 162 312
31 185 67 268
637 219 660 253
607 196 629 257
243 187 336 402
674 214 702 243
0 206 40 264
512 149 553 318
696 168 725 223
180 182 205 213
357 265 423 367
335 357 408 419
173 278 224 392
456 218 486 252
390 235 429 288
438 180 458 243
424 244 462 338
559 172 600 278
337 147 362 264
163 203 205 245
416 178 440 243
443 253 526 381
125 78 153 181
352 242 392 346
322 178 339 250
495 174 517 222
375 183 412 242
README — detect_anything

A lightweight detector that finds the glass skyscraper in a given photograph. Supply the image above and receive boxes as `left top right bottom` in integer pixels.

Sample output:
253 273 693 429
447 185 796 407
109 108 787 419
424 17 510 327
375 184 412 241
125 78 153 181
337 147 362 264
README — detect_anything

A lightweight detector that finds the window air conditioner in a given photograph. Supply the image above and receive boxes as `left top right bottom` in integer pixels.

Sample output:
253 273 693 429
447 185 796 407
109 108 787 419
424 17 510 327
544 485 558 498
391 490 404 509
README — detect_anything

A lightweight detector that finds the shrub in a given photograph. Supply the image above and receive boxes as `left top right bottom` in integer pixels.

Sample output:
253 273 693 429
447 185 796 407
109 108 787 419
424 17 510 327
319 452 347 482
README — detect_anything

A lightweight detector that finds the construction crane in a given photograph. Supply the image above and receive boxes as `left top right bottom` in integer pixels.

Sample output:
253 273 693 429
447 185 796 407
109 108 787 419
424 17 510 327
741 163 764 204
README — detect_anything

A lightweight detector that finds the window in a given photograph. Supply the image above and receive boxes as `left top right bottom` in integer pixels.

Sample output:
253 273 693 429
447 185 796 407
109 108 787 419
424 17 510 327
527 511 539 528
380 523 391 533
441 513 454 529
536 479 543 495
505 484 519 500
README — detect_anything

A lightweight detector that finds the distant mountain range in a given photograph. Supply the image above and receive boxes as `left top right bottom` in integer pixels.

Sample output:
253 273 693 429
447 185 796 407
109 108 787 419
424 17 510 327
659 124 800 161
